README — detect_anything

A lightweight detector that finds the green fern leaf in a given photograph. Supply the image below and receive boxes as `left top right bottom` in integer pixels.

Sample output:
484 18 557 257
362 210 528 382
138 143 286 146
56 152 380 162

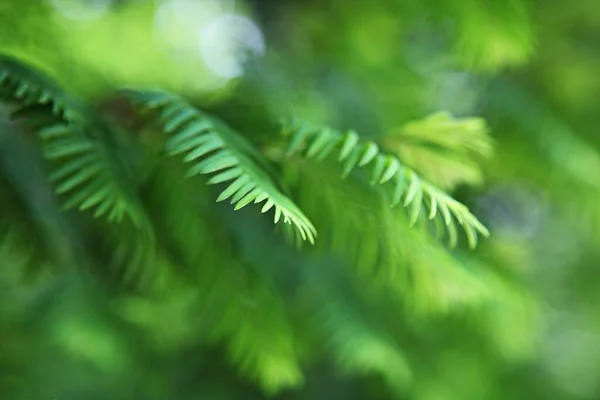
315 298 412 393
126 90 316 244
293 167 499 314
382 112 493 191
0 56 150 230
284 118 489 248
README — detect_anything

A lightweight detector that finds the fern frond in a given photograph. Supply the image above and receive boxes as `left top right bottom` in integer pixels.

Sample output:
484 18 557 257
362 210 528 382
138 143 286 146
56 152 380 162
42 121 149 227
284 119 489 248
317 298 412 393
381 112 493 190
0 56 150 230
126 90 316 244
85 223 157 290
293 167 496 314
197 269 304 394
221 294 303 395
450 0 534 72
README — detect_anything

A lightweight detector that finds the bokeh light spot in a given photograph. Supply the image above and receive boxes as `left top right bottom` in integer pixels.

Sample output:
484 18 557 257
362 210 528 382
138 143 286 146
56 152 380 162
49 0 112 21
198 14 265 79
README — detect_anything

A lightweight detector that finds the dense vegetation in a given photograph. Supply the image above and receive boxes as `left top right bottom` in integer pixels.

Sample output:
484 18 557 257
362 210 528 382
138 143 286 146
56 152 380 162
1 0 600 399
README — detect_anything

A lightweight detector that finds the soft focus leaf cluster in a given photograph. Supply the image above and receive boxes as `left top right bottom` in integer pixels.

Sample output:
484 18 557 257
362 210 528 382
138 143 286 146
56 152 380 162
1 0 600 399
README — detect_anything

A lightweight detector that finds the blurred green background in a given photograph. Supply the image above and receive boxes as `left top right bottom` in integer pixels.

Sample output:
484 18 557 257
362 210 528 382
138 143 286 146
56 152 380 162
2 0 600 399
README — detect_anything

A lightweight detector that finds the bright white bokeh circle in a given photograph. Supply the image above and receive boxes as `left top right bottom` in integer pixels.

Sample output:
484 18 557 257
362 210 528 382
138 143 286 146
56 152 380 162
197 14 265 79
153 0 265 81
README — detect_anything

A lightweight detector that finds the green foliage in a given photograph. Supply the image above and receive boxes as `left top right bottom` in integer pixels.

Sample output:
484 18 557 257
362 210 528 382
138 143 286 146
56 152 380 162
127 90 317 244
381 112 493 190
0 56 150 230
0 53 495 397
448 0 534 71
284 118 489 248
4 0 597 398
289 163 500 315
210 283 304 395
318 297 412 394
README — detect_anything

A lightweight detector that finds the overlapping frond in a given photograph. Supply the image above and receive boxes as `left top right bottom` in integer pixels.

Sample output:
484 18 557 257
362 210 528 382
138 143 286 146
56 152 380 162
448 0 534 71
382 112 493 190
293 167 496 315
41 120 150 227
284 119 489 248
126 90 316 244
219 292 303 395
195 267 304 395
317 298 412 393
0 56 149 230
